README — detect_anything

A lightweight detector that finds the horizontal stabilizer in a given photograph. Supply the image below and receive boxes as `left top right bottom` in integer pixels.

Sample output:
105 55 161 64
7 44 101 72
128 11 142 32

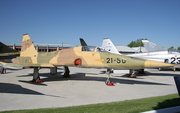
0 62 24 69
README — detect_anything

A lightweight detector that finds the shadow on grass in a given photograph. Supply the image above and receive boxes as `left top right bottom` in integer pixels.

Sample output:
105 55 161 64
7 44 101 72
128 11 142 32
153 97 180 110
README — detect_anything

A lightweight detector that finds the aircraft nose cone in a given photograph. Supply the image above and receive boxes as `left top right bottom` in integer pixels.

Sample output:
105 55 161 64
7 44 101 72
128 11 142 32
11 58 19 64
144 60 174 68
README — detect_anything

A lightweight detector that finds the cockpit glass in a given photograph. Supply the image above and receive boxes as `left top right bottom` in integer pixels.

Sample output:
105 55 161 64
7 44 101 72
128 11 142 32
96 47 107 52
82 46 96 52
168 50 180 54
82 46 108 52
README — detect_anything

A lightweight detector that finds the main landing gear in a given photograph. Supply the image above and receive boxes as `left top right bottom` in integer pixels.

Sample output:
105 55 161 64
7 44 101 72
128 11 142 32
63 66 71 78
128 69 146 78
105 68 115 86
128 69 137 78
32 67 42 83
31 66 71 83
0 67 6 74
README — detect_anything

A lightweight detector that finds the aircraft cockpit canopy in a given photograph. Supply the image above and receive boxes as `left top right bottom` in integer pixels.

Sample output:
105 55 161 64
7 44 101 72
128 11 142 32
82 46 108 52
168 49 180 54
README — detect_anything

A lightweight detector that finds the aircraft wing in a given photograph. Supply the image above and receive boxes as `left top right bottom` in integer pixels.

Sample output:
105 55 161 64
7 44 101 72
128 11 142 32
0 52 19 56
0 42 18 53
0 52 20 61
0 42 20 62
0 42 21 70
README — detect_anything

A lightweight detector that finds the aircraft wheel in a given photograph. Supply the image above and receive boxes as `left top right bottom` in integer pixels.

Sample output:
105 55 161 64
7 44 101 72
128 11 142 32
158 68 162 71
173 67 176 72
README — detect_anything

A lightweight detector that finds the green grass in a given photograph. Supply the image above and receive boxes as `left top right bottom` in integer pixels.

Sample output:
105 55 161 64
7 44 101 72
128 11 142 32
1 93 180 113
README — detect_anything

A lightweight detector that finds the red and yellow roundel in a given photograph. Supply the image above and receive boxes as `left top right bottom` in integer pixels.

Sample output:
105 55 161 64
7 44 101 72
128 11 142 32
28 59 31 63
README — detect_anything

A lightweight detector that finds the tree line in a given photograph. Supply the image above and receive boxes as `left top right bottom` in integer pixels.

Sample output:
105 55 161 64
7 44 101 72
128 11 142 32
127 39 180 50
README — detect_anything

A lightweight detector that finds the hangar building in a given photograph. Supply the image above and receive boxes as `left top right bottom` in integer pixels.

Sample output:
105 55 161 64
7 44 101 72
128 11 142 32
115 45 147 54
4 43 146 54
4 43 74 52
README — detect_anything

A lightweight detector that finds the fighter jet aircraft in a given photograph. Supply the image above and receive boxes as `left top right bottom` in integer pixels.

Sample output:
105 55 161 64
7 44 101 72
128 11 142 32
0 42 23 73
0 42 20 62
141 40 180 64
12 34 174 85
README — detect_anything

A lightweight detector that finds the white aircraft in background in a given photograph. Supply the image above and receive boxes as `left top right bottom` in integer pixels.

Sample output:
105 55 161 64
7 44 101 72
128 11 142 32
102 38 180 72
141 40 180 64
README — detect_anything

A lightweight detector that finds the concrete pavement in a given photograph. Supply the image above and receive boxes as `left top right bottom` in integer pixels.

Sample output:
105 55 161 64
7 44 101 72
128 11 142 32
0 67 179 111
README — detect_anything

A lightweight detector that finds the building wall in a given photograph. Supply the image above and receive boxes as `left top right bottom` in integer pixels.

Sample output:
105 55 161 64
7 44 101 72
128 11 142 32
8 45 70 52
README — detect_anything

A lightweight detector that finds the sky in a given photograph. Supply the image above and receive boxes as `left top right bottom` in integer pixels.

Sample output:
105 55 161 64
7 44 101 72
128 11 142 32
0 0 180 49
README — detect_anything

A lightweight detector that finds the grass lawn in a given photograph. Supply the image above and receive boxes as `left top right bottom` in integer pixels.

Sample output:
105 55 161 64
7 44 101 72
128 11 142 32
1 93 180 113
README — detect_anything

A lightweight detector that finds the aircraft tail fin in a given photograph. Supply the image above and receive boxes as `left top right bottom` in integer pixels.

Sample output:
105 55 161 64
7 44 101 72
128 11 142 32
142 40 167 52
80 38 87 46
102 38 121 54
20 34 37 57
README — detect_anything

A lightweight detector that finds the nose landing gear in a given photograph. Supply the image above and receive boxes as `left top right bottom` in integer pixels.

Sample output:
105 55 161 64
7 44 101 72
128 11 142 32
105 68 115 86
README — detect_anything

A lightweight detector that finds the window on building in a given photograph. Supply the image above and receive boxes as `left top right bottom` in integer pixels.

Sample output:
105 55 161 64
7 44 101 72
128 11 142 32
16 48 21 52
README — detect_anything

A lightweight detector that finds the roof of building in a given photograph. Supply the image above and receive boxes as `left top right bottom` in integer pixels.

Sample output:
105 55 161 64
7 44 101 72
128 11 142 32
115 45 148 53
115 45 136 52
131 47 147 53
3 43 74 48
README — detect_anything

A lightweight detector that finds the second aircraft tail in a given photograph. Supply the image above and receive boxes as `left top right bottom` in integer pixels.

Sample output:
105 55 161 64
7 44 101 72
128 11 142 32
142 40 167 52
102 38 121 54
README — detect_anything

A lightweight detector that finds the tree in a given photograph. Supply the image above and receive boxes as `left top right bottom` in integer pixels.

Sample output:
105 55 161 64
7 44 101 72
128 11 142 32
178 47 180 50
127 38 147 47
168 46 176 50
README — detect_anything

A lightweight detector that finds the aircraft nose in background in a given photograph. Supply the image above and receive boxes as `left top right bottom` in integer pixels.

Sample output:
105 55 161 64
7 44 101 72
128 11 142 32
11 58 19 64
11 58 14 63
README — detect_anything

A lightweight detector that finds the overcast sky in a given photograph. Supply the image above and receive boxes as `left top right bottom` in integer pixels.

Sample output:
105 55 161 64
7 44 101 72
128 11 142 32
0 0 180 49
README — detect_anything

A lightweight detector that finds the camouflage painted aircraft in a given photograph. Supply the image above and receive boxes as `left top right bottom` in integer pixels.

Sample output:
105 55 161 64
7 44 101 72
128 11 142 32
0 42 20 62
0 42 23 73
12 34 174 85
